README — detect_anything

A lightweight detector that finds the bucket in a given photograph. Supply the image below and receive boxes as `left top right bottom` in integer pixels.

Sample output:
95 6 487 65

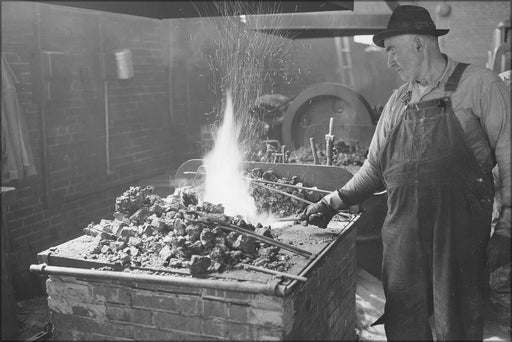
113 49 134 79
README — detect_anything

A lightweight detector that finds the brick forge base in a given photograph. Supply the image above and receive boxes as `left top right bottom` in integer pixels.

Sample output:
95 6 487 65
46 227 356 340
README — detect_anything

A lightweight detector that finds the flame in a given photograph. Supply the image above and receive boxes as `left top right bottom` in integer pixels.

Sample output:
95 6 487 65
202 91 258 221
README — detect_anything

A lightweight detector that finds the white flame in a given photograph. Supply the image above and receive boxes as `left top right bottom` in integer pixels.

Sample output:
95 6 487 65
203 91 258 221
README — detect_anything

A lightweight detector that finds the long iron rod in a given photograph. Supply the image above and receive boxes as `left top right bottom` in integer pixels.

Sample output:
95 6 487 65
193 219 313 259
240 263 307 282
244 176 330 194
185 171 331 195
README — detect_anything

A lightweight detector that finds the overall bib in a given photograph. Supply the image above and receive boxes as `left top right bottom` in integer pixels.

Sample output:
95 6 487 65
376 63 494 340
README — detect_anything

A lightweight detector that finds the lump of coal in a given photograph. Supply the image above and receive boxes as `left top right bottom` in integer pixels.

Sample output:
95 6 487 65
188 240 204 255
159 245 173 261
150 215 167 232
200 228 215 249
262 170 278 181
120 226 138 239
225 232 240 249
189 255 211 276
210 245 228 263
171 236 187 249
149 203 164 217
254 226 273 239
174 218 187 236
202 201 225 214
185 224 202 242
130 207 149 225
258 246 280 259
181 189 198 207
232 235 258 254
128 237 142 248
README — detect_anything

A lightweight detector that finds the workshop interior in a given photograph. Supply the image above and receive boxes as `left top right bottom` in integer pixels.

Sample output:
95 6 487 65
1 1 510 340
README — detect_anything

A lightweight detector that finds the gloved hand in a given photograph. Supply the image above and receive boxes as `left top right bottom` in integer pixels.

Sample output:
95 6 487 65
300 190 348 228
301 200 337 228
488 206 511 272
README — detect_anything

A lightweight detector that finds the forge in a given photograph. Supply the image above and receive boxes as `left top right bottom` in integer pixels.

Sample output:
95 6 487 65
33 161 361 340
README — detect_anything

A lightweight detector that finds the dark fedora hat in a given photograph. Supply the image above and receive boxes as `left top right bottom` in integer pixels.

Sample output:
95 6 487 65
373 5 449 47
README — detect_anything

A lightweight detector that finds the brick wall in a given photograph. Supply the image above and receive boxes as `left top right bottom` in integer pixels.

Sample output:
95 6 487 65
402 1 510 66
44 225 356 340
1 2 185 298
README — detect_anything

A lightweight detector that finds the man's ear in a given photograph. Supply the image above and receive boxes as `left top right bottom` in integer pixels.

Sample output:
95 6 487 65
413 35 425 52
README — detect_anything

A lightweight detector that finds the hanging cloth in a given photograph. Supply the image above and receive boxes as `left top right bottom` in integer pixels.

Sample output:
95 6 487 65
1 54 37 183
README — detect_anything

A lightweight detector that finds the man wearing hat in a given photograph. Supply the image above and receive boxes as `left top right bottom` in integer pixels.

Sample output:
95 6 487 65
302 5 510 340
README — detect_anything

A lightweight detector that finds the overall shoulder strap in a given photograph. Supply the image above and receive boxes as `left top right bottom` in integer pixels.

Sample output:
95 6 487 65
444 63 469 92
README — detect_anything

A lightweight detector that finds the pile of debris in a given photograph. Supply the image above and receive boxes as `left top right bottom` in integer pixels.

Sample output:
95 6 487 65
288 140 368 166
83 186 292 277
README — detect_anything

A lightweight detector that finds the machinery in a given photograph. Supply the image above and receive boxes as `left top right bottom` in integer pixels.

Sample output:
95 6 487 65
280 82 377 150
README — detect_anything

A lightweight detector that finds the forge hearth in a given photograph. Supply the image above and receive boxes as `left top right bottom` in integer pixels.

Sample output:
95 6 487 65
34 216 358 340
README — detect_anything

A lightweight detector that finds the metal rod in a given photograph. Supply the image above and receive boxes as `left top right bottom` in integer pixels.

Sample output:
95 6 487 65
193 219 313 259
244 176 330 194
251 182 314 205
240 263 307 282
310 137 320 165
273 217 301 222
30 264 283 296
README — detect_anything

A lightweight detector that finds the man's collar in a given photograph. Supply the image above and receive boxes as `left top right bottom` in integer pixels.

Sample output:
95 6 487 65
408 54 456 93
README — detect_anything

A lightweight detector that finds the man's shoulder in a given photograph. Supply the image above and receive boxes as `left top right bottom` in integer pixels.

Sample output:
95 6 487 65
388 83 410 102
460 62 503 85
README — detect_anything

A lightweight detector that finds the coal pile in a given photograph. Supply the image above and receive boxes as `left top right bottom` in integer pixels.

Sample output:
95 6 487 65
83 186 292 277
288 140 368 166
248 168 319 218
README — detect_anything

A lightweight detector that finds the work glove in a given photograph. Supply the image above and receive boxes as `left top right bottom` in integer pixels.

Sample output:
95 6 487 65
300 190 348 228
488 206 511 272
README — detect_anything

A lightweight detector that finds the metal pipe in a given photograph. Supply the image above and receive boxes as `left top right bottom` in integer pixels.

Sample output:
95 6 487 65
243 176 330 194
193 219 313 259
240 263 307 282
30 263 284 296
310 137 320 165
325 117 335 166
279 212 362 295
34 4 51 207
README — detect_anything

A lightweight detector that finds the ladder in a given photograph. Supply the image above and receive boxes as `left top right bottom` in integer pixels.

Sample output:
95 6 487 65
334 36 355 89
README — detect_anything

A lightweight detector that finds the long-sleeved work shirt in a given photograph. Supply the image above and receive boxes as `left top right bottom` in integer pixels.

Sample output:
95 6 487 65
340 55 511 236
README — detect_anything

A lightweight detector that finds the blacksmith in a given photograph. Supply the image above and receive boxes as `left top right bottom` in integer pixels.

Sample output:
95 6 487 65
302 5 511 340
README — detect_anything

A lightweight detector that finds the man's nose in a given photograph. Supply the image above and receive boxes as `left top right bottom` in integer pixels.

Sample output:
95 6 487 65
387 55 395 69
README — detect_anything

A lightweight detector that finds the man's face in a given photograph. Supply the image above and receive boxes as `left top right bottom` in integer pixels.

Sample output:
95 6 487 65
384 34 422 82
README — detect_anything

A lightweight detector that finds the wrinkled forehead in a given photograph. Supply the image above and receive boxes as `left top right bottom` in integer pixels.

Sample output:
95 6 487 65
383 34 415 50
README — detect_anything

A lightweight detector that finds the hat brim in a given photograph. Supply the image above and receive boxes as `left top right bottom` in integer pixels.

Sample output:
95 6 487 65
373 29 449 48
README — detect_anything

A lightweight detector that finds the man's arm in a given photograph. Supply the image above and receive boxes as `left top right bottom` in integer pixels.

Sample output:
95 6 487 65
337 89 406 206
479 76 511 237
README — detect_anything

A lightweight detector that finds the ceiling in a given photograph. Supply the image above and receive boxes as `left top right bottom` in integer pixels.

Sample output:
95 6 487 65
249 12 390 39
38 1 355 19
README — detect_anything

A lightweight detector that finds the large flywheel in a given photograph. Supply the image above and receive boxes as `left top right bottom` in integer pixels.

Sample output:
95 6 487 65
281 82 376 149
